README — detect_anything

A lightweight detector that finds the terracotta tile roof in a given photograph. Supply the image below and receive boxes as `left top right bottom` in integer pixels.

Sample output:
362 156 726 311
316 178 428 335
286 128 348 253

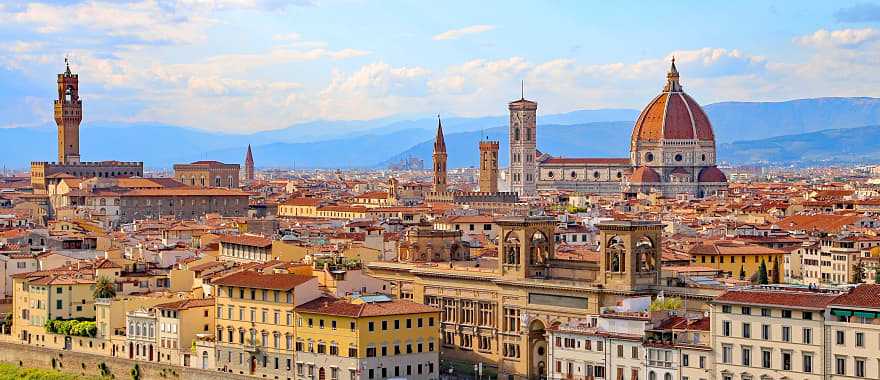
296 296 440 317
219 234 272 248
655 316 710 331
154 298 215 311
714 288 840 310
776 214 862 233
830 284 880 309
688 240 786 256
542 157 630 165
122 188 250 197
212 270 313 291
283 197 321 206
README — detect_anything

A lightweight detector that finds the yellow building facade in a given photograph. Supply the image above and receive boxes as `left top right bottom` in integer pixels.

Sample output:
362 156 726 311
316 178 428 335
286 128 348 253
294 295 441 380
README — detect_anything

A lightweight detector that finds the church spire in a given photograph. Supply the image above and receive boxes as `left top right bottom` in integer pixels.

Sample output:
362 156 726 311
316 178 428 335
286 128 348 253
433 115 446 152
432 114 447 192
244 144 255 184
663 56 682 92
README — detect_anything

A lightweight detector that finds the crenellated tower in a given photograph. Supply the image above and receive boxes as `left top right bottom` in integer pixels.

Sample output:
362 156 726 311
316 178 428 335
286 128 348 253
479 140 499 193
55 58 82 164
432 116 447 192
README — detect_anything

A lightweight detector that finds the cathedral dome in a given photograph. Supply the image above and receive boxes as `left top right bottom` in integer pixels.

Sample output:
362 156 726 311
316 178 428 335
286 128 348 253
630 166 661 183
631 59 715 145
698 166 727 183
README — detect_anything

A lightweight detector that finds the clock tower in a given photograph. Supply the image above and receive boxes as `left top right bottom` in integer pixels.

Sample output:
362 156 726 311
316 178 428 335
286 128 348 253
508 94 537 197
55 59 82 164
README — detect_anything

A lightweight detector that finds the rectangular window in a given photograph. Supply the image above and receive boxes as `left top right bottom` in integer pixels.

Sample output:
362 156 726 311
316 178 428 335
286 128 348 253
761 349 771 369
722 321 731 337
803 353 813 373
856 332 864 347
742 347 751 366
803 328 812 344
782 351 791 371
761 308 771 317
855 358 865 378
682 354 689 367
781 326 790 342
836 357 846 375
722 305 731 313
782 310 792 318
836 330 845 345
722 345 732 364
761 324 770 340
802 311 812 320
741 307 751 315
742 322 751 338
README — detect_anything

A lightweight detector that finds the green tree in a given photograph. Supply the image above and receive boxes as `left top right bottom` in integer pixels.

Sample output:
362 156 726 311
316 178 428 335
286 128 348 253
739 265 746 280
93 276 116 299
874 270 880 284
648 297 683 312
755 259 769 285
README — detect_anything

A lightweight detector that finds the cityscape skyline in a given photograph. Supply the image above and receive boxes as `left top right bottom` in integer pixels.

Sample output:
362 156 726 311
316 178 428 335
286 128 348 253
2 1 880 132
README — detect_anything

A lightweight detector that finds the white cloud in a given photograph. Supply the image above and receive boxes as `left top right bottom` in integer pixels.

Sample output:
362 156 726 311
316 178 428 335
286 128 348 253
432 25 495 41
795 28 880 48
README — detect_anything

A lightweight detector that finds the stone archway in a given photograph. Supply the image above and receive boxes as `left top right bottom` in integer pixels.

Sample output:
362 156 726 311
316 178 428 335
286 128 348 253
529 319 548 380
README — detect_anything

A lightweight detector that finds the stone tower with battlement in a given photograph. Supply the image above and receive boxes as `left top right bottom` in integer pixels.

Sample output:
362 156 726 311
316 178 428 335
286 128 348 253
508 96 537 196
479 140 499 193
432 117 447 192
56 59 82 164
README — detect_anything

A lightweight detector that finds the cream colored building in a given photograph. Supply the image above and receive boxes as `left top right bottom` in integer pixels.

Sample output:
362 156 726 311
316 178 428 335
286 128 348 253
368 218 716 380
213 269 321 377
710 287 839 380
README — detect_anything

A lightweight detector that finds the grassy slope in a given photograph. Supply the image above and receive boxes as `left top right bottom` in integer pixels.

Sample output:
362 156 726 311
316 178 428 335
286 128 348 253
0 363 100 380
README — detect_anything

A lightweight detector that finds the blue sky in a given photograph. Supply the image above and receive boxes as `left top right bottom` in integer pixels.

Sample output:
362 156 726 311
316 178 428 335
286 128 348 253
1 0 880 132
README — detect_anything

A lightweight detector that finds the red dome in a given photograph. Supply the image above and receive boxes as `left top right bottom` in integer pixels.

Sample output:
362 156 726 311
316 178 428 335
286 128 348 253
630 166 661 183
698 166 727 183
631 61 715 144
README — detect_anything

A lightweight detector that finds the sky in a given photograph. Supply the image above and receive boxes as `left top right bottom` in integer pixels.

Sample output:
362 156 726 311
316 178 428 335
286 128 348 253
2 0 880 133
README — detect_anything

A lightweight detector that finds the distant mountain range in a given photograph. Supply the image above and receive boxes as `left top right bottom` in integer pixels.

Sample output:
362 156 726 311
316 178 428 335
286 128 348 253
718 125 880 165
3 97 880 169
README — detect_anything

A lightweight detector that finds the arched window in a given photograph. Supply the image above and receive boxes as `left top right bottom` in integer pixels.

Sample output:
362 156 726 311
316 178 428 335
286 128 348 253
504 233 521 266
607 236 626 272
664 373 672 380
530 231 550 265
649 372 656 380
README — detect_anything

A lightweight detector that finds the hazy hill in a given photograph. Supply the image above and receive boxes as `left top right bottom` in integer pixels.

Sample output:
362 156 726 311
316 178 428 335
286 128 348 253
718 125 880 165
380 121 633 168
3 97 880 169
704 97 880 143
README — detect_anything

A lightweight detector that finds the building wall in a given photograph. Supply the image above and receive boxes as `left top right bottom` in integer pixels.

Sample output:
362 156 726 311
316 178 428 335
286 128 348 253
174 163 240 188
711 303 827 380
118 195 248 223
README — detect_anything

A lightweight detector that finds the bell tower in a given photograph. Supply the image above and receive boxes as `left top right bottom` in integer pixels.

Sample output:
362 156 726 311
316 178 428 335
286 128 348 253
497 216 555 279
597 221 662 291
55 58 82 164
432 116 447 192
508 89 537 197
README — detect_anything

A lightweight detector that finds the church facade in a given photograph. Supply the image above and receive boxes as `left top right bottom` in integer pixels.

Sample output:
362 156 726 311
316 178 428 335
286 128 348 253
513 60 728 198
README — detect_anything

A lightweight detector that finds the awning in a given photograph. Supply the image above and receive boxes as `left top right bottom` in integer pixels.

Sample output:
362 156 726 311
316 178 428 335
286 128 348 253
831 309 853 317
853 311 877 319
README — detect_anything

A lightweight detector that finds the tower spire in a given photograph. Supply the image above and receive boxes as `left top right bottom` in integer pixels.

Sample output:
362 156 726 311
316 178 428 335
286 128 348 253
432 114 447 192
664 56 682 92
521 80 524 100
